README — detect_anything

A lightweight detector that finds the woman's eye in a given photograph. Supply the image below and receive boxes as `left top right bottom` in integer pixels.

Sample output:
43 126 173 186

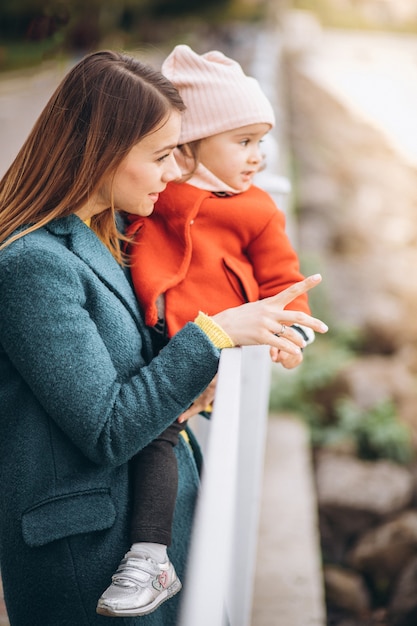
157 153 169 162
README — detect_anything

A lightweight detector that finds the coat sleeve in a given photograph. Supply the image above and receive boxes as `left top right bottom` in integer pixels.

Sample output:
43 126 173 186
246 207 311 314
0 243 220 467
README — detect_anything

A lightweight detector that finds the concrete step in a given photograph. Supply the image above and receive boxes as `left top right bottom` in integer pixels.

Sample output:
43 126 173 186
251 415 326 626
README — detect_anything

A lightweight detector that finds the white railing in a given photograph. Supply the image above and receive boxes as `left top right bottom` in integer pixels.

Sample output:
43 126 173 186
179 345 272 626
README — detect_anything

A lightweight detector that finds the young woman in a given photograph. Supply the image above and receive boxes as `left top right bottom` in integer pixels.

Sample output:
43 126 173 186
0 49 328 625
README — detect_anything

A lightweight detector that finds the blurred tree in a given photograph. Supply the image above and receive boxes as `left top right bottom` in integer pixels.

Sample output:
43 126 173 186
0 0 231 42
63 0 232 50
0 0 251 70
147 0 229 17
0 1 135 43
0 0 67 39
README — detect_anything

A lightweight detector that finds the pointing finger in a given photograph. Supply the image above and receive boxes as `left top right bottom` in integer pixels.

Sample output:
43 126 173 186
269 274 323 308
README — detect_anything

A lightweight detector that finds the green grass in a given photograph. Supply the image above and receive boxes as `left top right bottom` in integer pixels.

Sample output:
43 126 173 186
0 37 67 73
269 330 415 465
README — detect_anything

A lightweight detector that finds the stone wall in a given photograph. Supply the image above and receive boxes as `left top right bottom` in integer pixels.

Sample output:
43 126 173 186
284 49 417 441
283 27 417 625
315 449 417 625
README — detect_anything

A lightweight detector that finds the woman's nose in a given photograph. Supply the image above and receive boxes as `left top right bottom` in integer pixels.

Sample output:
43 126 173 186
163 153 182 182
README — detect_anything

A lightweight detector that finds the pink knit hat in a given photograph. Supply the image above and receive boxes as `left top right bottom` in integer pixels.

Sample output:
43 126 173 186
162 44 275 144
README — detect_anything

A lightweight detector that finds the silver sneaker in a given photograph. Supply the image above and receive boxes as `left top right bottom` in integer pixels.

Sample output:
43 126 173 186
96 551 182 617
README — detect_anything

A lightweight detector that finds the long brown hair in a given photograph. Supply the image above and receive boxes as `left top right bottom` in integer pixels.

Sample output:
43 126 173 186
0 50 185 261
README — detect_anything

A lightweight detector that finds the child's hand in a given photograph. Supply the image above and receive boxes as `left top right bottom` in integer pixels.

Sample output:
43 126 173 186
270 346 303 369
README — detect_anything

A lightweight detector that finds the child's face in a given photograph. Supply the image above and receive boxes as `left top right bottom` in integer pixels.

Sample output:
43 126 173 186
198 123 270 192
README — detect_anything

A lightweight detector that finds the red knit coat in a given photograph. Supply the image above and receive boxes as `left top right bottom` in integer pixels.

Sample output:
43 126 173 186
127 182 311 336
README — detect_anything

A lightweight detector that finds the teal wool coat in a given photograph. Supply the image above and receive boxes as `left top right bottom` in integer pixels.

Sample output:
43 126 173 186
0 215 220 626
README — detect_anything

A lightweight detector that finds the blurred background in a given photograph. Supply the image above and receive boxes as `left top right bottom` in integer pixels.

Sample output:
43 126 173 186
2 0 417 71
2 1 417 624
0 0 267 70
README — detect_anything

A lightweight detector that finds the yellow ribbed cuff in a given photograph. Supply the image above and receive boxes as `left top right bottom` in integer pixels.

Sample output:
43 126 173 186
194 311 235 349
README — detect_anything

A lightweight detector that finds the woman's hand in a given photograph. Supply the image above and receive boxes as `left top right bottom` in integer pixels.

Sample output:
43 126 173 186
212 274 328 353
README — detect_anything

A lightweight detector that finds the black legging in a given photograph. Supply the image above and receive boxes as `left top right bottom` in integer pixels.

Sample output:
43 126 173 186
129 421 184 546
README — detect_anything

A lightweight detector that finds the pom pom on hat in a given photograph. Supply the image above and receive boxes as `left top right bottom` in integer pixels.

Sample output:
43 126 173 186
162 44 275 144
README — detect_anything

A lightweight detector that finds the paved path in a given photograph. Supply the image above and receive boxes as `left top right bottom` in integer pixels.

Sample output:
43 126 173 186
0 62 72 177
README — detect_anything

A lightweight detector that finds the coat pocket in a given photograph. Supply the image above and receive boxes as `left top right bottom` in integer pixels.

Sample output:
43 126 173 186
222 256 259 303
21 488 116 547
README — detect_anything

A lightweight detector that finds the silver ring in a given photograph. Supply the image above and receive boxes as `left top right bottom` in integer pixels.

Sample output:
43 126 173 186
275 324 286 338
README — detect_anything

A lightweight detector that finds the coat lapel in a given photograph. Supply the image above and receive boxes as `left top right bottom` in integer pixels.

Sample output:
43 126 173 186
46 215 143 327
